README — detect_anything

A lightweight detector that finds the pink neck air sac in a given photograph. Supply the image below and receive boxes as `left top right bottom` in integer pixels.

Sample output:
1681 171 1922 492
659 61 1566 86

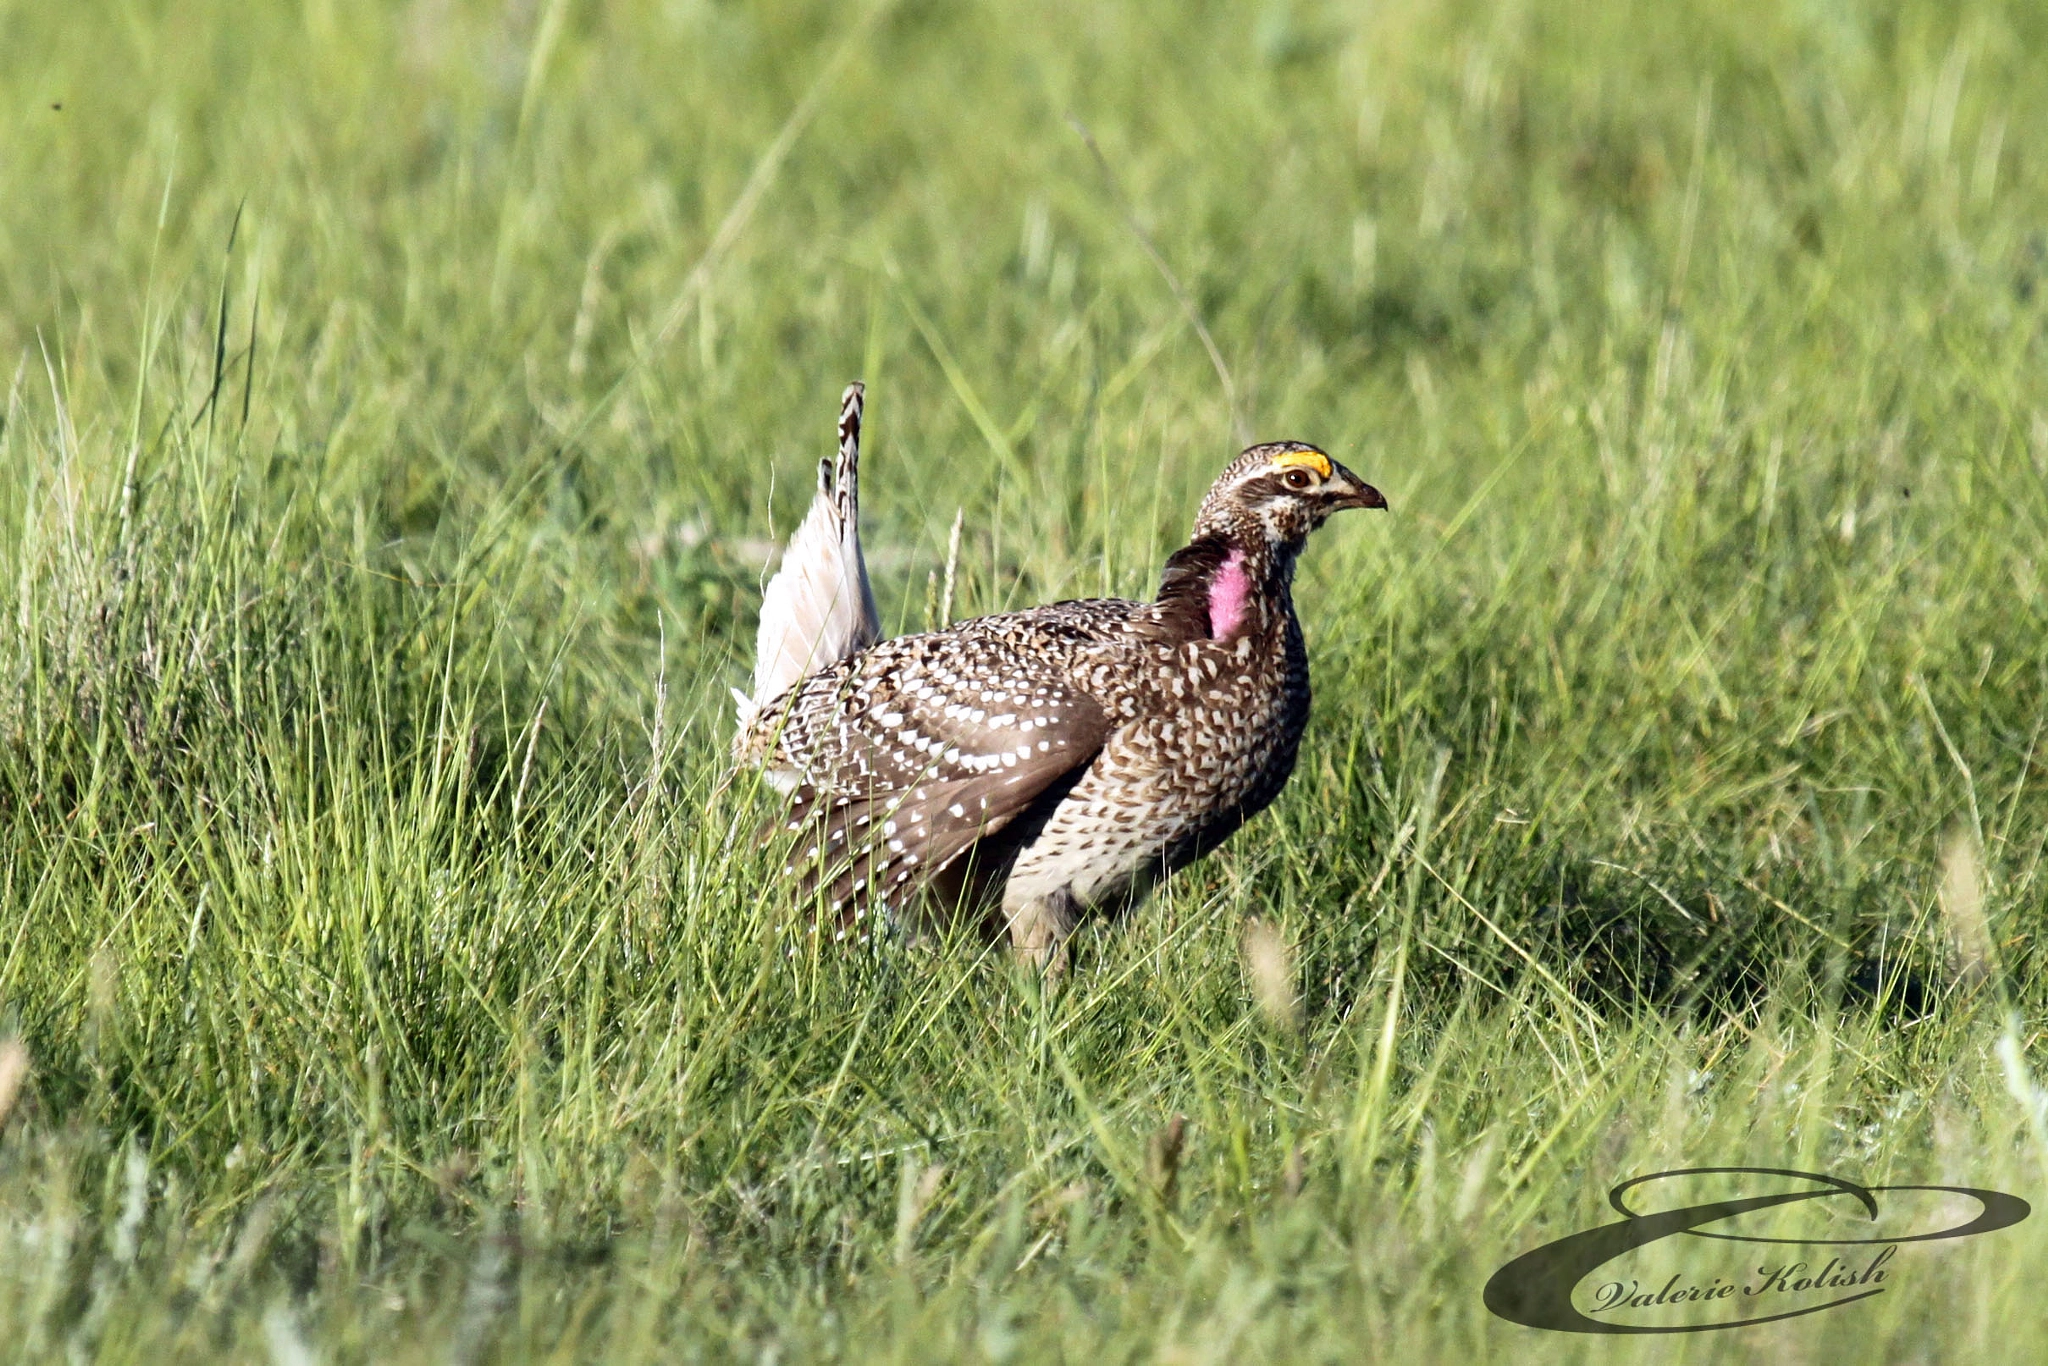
1207 549 1253 639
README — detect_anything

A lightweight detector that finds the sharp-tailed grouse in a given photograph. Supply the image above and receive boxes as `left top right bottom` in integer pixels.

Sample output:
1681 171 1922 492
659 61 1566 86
734 383 1386 965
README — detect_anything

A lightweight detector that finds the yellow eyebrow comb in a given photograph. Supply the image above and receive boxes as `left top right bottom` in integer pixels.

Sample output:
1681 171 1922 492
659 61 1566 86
1270 449 1333 478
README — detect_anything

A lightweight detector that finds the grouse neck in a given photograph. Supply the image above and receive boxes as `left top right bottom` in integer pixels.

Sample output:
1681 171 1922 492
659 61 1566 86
1153 531 1297 645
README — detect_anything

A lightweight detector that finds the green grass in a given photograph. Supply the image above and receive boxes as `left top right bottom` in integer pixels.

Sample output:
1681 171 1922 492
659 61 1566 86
3 0 2048 1358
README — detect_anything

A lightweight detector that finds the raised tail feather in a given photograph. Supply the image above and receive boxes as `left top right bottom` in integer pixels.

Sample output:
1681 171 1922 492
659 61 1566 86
735 382 881 730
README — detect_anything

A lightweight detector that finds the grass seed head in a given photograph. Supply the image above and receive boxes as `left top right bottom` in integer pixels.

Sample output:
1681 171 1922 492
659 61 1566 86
1940 829 1994 986
0 1042 28 1131
1241 917 1300 1033
1146 1115 1188 1208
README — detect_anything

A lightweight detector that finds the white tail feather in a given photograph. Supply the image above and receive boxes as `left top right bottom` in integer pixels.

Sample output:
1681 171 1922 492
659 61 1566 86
745 382 880 722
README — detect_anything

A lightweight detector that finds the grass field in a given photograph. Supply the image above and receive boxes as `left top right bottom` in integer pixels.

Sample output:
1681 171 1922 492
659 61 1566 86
4 0 2048 1359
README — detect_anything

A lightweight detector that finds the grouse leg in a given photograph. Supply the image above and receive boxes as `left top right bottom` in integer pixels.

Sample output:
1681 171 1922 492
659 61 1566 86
1004 885 1083 973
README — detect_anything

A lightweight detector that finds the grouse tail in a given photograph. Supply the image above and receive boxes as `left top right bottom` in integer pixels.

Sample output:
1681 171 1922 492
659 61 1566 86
736 382 881 728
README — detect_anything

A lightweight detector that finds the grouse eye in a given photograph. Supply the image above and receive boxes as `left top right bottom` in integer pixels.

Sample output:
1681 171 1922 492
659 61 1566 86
1282 468 1314 491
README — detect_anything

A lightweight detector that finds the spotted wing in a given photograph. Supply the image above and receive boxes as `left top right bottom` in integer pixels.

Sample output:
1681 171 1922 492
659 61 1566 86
767 632 1111 932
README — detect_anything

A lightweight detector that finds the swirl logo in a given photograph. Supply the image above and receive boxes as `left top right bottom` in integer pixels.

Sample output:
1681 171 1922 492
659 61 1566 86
1484 1167 2030 1334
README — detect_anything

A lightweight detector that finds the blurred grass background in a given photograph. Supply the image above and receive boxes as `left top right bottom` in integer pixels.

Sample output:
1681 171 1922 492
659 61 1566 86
2 0 2048 1359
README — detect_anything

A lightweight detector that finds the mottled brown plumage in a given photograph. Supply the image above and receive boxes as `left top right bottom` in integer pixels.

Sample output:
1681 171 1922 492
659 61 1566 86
737 407 1386 966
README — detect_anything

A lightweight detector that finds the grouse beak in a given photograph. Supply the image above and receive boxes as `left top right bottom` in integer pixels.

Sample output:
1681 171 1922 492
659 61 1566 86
1328 461 1388 511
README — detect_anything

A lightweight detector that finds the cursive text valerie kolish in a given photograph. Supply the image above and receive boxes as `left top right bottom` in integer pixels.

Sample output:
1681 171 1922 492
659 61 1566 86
1589 1246 1896 1314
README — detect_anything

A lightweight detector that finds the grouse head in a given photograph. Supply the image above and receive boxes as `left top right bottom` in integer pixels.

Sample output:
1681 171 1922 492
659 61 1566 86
1192 441 1387 552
